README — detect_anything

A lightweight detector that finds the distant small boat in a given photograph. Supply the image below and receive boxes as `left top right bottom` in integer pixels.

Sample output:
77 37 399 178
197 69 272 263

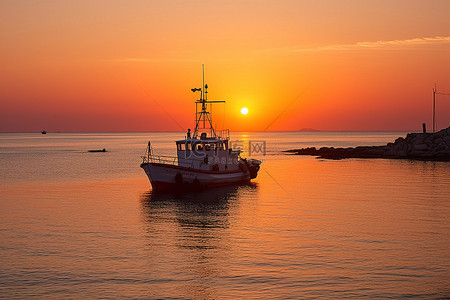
41 130 47 134
88 148 106 152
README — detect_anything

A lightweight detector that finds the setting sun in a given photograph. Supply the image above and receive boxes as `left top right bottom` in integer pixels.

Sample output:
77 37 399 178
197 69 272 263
240 107 249 115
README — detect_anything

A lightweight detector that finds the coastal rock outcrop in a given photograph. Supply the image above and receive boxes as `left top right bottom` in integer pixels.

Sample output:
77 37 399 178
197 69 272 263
285 126 450 161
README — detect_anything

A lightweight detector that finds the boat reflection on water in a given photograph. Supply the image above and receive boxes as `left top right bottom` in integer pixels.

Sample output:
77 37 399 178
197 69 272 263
139 183 259 299
142 182 258 202
140 183 259 231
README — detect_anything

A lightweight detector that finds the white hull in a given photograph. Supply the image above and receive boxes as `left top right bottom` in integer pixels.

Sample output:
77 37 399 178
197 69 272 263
141 162 250 190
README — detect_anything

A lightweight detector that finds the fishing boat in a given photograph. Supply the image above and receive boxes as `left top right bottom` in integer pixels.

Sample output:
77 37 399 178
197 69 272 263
140 70 262 191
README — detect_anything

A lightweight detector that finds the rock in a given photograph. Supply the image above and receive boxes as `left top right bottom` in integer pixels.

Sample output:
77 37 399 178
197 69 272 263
412 144 428 151
394 137 404 144
287 126 450 161
296 147 319 155
434 138 445 147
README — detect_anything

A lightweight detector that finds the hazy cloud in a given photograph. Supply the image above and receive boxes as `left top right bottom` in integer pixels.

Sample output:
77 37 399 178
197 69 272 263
123 57 194 63
289 36 450 52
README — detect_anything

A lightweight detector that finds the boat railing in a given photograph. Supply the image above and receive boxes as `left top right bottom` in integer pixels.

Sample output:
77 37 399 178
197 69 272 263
142 141 211 169
142 154 178 166
216 129 230 140
142 154 207 169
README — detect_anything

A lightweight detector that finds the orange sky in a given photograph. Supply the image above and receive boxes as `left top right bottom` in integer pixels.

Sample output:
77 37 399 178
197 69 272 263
1 0 450 132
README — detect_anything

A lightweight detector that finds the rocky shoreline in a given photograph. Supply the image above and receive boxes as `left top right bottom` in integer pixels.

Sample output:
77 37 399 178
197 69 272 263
285 126 450 161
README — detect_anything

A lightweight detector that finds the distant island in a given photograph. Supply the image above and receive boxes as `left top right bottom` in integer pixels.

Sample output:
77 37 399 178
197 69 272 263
285 126 450 161
298 128 321 132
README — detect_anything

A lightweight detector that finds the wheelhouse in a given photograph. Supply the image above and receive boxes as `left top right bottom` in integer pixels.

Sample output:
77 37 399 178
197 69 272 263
176 139 229 152
176 138 240 171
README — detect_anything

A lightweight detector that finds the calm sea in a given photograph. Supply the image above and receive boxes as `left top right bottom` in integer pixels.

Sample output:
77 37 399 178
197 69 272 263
1 131 449 299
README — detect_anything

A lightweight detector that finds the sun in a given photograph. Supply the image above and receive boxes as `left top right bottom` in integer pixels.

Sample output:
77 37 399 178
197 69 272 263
240 107 249 115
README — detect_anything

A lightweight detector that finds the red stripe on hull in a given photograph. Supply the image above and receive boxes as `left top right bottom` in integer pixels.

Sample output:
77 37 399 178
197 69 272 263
141 162 243 175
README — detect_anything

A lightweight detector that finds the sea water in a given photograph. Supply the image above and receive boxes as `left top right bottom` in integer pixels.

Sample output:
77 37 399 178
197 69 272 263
0 132 449 298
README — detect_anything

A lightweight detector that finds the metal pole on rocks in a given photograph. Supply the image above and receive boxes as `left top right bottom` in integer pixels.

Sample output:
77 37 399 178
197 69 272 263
433 85 436 133
433 85 450 133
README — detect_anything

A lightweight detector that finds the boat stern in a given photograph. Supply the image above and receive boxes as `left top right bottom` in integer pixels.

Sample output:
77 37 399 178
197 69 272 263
246 158 262 179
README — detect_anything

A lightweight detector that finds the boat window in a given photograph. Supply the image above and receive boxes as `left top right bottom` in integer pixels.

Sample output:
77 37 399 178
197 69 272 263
178 143 185 151
205 144 211 151
197 144 203 151
187 143 191 151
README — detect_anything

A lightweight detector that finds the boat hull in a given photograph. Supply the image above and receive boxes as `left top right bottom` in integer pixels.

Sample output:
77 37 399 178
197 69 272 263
141 162 251 191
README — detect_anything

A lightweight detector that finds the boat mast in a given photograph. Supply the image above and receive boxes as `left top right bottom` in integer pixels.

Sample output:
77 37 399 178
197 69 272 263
191 65 224 139
202 65 206 130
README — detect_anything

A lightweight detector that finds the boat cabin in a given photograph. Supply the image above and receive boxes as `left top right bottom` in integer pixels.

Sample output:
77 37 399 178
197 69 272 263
176 138 240 171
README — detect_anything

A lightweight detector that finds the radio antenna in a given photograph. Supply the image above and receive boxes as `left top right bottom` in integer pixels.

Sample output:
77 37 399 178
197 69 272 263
202 64 205 101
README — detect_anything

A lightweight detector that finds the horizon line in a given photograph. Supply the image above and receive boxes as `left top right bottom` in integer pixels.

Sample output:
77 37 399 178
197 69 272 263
0 128 433 134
